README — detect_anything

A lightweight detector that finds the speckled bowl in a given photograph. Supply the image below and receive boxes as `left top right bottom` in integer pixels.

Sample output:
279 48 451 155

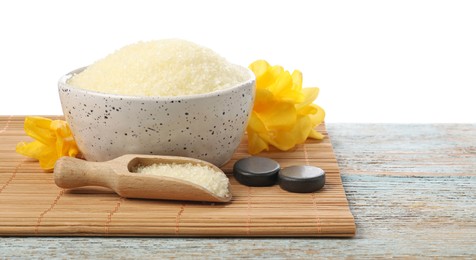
58 67 255 166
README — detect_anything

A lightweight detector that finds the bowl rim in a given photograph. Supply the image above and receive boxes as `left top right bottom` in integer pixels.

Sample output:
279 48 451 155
58 66 256 101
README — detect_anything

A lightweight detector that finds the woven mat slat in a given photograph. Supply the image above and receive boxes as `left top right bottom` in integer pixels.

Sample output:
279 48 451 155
0 116 355 237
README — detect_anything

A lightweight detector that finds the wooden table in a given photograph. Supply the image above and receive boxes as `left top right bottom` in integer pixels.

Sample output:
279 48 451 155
1 124 475 258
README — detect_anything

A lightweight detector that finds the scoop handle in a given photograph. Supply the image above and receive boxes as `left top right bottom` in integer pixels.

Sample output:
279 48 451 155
54 156 116 189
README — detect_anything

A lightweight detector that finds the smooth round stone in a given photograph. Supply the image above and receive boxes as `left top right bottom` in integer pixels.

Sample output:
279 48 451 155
233 157 280 187
278 166 325 193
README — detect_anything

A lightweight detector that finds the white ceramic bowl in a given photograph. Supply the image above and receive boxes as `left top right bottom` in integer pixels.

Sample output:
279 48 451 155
58 67 255 166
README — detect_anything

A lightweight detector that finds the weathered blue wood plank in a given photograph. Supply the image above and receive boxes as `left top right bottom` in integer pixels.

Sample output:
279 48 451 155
1 124 475 258
329 124 476 176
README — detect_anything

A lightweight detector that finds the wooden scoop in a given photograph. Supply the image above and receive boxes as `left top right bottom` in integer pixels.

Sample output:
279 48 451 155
54 154 232 203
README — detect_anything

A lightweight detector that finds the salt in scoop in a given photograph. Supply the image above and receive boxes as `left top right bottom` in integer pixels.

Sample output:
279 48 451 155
54 154 232 203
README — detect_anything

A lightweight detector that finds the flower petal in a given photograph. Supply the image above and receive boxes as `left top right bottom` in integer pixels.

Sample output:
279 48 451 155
309 128 324 139
24 117 55 145
247 111 267 133
249 60 269 77
297 104 318 116
16 116 80 171
51 120 69 137
291 70 303 91
256 101 296 129
269 70 292 95
269 65 284 79
247 131 269 154
279 88 305 104
253 88 275 112
291 115 312 144
16 141 45 160
67 145 80 157
263 130 297 151
247 60 326 153
249 60 272 89
37 148 58 170
309 104 325 125
50 120 78 158
296 87 319 110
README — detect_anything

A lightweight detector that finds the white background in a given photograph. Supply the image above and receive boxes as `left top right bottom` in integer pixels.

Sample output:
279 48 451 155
1 0 475 123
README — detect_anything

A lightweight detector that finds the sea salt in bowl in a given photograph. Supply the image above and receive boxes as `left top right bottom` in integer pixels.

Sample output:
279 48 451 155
58 67 255 166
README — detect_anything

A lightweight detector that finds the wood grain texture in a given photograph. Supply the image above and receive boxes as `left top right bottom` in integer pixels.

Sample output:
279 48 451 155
0 116 354 238
1 122 475 258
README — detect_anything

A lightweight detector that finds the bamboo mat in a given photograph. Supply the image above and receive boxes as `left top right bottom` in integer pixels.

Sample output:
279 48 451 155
0 116 355 237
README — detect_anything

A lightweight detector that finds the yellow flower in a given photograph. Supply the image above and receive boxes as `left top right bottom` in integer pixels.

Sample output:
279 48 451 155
16 116 80 171
247 60 325 154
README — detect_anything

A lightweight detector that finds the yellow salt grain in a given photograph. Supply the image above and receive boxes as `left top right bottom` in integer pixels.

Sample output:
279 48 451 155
135 162 230 198
68 39 250 96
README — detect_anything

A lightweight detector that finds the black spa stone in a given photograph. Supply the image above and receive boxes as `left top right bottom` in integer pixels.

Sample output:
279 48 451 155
233 157 280 187
278 166 325 193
